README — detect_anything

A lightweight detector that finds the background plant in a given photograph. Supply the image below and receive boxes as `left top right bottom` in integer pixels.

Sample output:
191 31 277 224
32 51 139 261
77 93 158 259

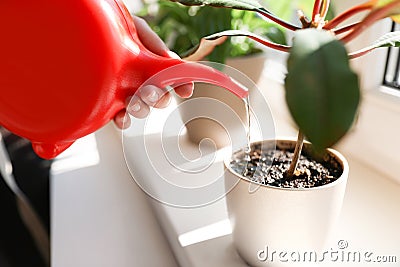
137 0 286 63
168 0 400 177
265 0 335 24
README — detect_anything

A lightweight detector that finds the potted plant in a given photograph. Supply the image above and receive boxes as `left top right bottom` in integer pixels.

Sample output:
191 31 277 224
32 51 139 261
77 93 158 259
167 0 400 265
138 1 287 148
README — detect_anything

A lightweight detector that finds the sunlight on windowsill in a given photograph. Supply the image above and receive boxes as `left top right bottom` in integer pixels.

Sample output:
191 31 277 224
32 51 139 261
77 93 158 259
178 219 232 247
51 133 100 175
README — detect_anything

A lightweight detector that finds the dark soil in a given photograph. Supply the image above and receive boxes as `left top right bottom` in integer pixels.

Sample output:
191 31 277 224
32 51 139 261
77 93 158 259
230 143 342 188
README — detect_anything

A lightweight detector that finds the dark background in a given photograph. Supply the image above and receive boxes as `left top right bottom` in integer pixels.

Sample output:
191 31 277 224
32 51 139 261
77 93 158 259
0 128 50 267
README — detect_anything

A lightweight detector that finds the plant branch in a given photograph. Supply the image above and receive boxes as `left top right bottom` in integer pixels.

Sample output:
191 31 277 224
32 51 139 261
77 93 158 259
257 8 302 31
348 49 373 59
320 0 331 20
312 0 323 22
332 22 360 35
286 131 304 178
247 34 291 52
205 30 291 52
341 1 400 43
298 10 311 28
323 2 372 30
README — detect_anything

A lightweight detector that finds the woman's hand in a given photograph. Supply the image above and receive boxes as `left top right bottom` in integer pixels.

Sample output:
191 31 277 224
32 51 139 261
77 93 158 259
113 16 193 129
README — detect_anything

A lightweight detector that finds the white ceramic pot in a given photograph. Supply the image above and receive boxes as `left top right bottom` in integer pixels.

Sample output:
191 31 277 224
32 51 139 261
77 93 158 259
179 53 266 148
224 139 349 267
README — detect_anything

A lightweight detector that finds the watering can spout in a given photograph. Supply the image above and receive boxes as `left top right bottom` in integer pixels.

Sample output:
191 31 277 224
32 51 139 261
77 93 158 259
166 62 249 99
138 51 249 99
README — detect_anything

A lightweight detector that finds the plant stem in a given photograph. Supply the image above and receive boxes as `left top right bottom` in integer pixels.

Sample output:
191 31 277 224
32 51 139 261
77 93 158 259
312 0 323 22
257 8 301 31
332 22 360 35
299 12 311 28
205 30 291 53
320 0 331 21
323 3 372 30
286 131 304 178
348 48 373 59
246 34 291 53
341 0 400 43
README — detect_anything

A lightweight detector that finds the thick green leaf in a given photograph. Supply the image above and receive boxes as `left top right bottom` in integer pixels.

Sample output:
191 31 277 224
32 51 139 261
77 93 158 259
285 29 360 150
170 0 263 10
350 31 400 57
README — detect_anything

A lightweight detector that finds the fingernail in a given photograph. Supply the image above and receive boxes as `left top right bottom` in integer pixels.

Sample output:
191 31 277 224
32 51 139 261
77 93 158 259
130 102 141 112
146 91 159 103
167 51 181 59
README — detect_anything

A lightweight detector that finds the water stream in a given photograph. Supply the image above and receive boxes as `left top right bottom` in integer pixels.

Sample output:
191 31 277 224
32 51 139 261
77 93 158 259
243 96 251 160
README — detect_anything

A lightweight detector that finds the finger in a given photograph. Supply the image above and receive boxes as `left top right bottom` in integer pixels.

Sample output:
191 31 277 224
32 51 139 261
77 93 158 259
133 16 169 57
183 37 228 61
174 83 194 98
126 96 150 119
139 85 171 108
113 109 131 129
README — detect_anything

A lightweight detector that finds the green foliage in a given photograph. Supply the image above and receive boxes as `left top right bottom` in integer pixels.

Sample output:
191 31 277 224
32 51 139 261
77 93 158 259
169 0 263 10
265 0 335 22
138 1 286 63
285 29 360 150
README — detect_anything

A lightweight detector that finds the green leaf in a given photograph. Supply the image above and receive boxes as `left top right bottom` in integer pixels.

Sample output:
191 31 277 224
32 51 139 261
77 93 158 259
349 31 400 57
285 29 360 150
170 0 263 11
264 26 287 45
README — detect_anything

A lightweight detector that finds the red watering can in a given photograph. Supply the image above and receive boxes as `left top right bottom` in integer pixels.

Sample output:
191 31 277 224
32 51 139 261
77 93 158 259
0 0 248 159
